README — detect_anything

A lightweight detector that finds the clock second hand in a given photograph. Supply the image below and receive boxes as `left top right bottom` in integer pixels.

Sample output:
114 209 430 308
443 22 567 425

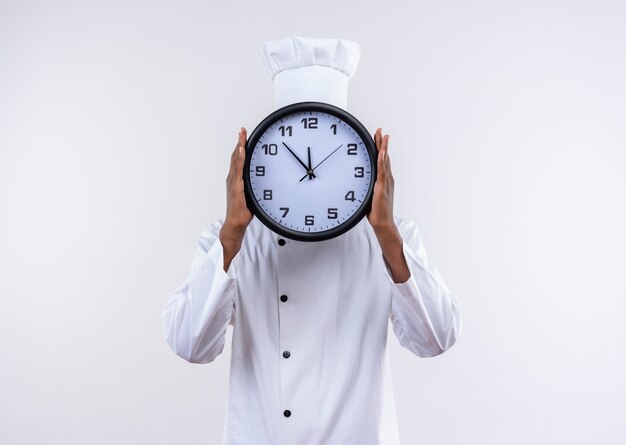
299 144 343 182
307 146 314 180
282 142 316 179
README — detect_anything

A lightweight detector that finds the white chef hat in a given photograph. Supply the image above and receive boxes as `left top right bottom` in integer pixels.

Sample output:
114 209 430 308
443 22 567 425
257 36 361 111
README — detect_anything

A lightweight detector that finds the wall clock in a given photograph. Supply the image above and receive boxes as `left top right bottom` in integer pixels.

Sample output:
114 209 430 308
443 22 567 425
243 101 377 242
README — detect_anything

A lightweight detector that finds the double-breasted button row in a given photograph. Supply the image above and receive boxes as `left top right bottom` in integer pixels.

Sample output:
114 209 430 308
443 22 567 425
278 239 289 420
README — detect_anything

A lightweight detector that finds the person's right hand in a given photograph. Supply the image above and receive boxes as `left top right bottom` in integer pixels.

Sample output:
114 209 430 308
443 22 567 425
219 128 252 270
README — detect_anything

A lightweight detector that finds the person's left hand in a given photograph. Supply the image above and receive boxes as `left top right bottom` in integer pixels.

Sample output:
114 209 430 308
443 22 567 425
367 128 410 283
367 128 395 233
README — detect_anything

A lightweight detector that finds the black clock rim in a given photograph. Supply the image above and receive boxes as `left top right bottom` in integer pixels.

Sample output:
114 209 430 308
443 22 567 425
243 101 378 242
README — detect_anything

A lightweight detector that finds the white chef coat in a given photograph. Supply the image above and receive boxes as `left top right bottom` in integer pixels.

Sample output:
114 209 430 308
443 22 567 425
161 214 461 445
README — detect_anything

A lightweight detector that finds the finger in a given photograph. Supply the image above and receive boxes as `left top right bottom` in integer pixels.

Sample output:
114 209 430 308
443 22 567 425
377 144 387 183
233 127 246 151
239 128 248 150
236 134 246 177
379 134 388 162
374 128 382 150
382 134 395 184
380 134 389 164
380 134 390 179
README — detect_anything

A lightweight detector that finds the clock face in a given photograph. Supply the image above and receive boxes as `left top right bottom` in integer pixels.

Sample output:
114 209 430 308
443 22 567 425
244 102 377 242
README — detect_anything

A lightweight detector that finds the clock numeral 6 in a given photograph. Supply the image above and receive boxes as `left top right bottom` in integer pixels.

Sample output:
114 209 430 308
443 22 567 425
345 191 356 202
327 208 338 219
263 190 273 200
279 207 289 217
262 144 278 155
347 143 357 155
305 215 315 226
301 117 318 129
279 125 292 137
354 167 364 178
255 166 266 176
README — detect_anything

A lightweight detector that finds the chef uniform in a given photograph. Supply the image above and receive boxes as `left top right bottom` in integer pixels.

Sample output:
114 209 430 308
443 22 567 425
161 36 462 445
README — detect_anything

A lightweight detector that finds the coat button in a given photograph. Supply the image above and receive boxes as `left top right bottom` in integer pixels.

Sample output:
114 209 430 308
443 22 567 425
283 351 290 358
278 238 286 246
283 410 291 417
280 294 288 302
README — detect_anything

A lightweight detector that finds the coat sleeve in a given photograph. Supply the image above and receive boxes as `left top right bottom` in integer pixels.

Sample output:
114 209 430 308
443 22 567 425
161 219 238 364
386 215 462 358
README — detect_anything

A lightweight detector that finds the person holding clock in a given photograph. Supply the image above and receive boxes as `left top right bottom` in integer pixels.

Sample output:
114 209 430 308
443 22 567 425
162 36 461 445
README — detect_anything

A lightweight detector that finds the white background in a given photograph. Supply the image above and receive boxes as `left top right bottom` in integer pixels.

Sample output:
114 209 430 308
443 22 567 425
1 1 625 444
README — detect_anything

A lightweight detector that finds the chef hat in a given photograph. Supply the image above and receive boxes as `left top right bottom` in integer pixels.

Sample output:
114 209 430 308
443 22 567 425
258 36 361 111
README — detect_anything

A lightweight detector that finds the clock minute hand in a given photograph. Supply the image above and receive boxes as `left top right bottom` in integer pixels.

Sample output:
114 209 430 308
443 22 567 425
299 144 343 182
282 142 316 178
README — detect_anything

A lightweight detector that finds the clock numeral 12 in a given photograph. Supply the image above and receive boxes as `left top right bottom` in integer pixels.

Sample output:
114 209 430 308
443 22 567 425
347 143 357 155
279 126 292 137
327 208 338 219
305 215 315 226
301 117 318 129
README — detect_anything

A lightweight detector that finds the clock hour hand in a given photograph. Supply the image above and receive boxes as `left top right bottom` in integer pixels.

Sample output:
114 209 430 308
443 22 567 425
299 144 343 182
282 142 316 178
